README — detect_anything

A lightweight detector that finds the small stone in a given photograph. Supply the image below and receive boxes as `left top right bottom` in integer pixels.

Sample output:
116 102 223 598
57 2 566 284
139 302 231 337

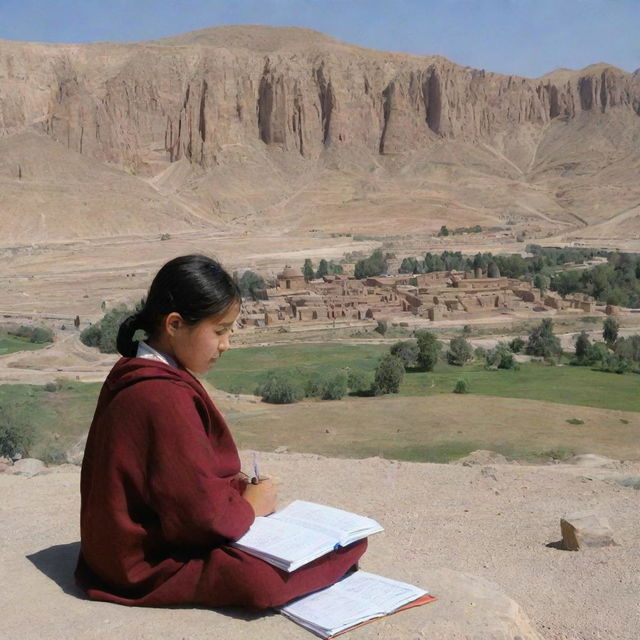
481 466 497 481
560 513 618 550
9 458 46 477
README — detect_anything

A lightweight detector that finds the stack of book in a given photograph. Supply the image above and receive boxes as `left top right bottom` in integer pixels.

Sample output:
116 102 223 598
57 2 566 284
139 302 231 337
232 500 435 637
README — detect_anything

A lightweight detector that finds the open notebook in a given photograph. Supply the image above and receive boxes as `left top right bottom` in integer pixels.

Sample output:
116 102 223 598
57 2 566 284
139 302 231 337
279 570 436 638
232 500 383 572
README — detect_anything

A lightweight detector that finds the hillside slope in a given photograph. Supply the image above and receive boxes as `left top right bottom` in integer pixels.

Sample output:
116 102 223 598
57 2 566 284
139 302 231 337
1 26 639 243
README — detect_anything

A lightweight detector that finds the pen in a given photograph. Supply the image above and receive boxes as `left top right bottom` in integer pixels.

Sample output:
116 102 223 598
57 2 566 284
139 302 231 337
252 452 260 484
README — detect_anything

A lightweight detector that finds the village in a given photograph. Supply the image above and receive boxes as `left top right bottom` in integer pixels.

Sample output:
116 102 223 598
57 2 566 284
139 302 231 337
238 262 600 331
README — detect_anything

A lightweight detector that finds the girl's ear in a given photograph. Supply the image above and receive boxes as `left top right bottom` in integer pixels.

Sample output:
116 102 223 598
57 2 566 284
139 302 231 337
165 312 184 337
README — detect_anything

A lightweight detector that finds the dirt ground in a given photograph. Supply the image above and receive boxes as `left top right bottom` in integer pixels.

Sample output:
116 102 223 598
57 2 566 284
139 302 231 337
1 453 639 639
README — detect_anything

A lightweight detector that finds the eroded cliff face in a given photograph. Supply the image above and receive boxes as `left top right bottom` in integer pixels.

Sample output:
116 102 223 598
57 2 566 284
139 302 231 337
1 34 639 176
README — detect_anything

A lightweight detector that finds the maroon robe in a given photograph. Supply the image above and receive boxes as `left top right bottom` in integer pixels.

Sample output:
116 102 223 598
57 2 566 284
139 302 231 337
75 358 366 609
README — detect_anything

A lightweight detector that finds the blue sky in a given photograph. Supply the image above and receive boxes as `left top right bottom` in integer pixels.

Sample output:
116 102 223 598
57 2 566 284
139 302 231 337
0 0 638 77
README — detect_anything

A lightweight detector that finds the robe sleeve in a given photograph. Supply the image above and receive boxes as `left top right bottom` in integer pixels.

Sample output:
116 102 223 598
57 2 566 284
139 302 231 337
138 380 255 548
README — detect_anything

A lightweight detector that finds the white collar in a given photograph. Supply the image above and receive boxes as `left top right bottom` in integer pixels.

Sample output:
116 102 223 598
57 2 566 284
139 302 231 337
136 341 179 369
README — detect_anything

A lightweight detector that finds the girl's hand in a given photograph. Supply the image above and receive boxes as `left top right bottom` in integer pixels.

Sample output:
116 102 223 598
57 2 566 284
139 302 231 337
243 478 278 517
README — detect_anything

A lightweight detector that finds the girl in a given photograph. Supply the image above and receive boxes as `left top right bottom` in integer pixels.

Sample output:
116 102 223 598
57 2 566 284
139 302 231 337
75 254 366 610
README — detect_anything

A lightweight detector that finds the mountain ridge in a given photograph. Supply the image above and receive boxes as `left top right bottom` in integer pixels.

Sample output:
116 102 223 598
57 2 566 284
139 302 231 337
1 25 639 244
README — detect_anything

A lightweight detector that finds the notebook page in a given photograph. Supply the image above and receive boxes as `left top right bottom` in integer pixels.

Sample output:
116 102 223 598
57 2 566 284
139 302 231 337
233 515 333 562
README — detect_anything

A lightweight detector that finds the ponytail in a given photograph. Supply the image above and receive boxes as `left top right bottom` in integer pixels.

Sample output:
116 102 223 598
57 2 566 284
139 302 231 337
116 314 143 357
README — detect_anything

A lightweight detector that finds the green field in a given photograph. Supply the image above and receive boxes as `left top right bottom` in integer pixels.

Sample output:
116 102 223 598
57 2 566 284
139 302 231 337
205 343 386 394
0 332 49 355
0 381 101 461
2 342 638 464
208 343 640 413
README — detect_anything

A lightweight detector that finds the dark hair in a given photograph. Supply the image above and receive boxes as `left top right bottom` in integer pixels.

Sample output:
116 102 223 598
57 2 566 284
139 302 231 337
116 254 240 357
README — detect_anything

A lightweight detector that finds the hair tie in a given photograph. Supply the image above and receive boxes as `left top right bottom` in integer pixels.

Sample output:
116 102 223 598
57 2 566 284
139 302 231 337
121 314 143 343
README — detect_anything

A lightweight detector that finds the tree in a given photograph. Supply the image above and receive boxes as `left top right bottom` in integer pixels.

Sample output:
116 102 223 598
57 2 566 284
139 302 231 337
603 316 619 347
258 371 305 404
390 340 419 369
437 225 449 237
574 331 591 362
326 260 343 275
399 257 420 274
238 270 265 300
487 262 501 278
303 259 315 282
614 334 640 362
354 249 388 279
533 273 548 296
447 337 473 366
373 354 405 395
508 337 525 353
415 329 441 371
525 318 562 359
316 259 329 279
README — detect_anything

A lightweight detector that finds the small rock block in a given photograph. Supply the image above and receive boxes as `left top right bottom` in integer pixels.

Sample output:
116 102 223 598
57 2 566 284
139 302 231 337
560 513 617 551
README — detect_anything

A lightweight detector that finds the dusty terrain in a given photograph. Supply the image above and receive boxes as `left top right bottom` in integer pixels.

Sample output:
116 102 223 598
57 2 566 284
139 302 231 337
2 452 639 639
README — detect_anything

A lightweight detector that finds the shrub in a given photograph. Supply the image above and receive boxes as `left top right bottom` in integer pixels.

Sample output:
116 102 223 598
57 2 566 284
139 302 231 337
583 342 609 366
40 440 68 465
474 346 487 361
389 340 419 369
257 371 305 404
80 304 139 353
347 369 373 394
374 320 388 336
415 329 441 371
447 337 473 366
304 372 324 398
525 318 562 360
599 353 632 374
321 371 348 400
0 406 34 458
509 337 525 353
453 379 470 394
486 342 518 370
373 354 405 395
10 325 53 344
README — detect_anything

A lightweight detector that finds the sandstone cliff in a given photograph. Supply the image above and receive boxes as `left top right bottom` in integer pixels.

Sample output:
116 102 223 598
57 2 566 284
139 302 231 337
1 25 639 242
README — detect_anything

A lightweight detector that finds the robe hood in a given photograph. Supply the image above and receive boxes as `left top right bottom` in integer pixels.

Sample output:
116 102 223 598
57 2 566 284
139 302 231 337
105 357 200 396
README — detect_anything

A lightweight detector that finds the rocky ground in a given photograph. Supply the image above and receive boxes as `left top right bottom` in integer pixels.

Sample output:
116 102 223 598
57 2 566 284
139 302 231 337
1 451 639 640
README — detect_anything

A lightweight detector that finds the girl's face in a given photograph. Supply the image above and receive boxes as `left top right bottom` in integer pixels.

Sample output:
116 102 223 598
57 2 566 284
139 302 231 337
167 302 240 374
